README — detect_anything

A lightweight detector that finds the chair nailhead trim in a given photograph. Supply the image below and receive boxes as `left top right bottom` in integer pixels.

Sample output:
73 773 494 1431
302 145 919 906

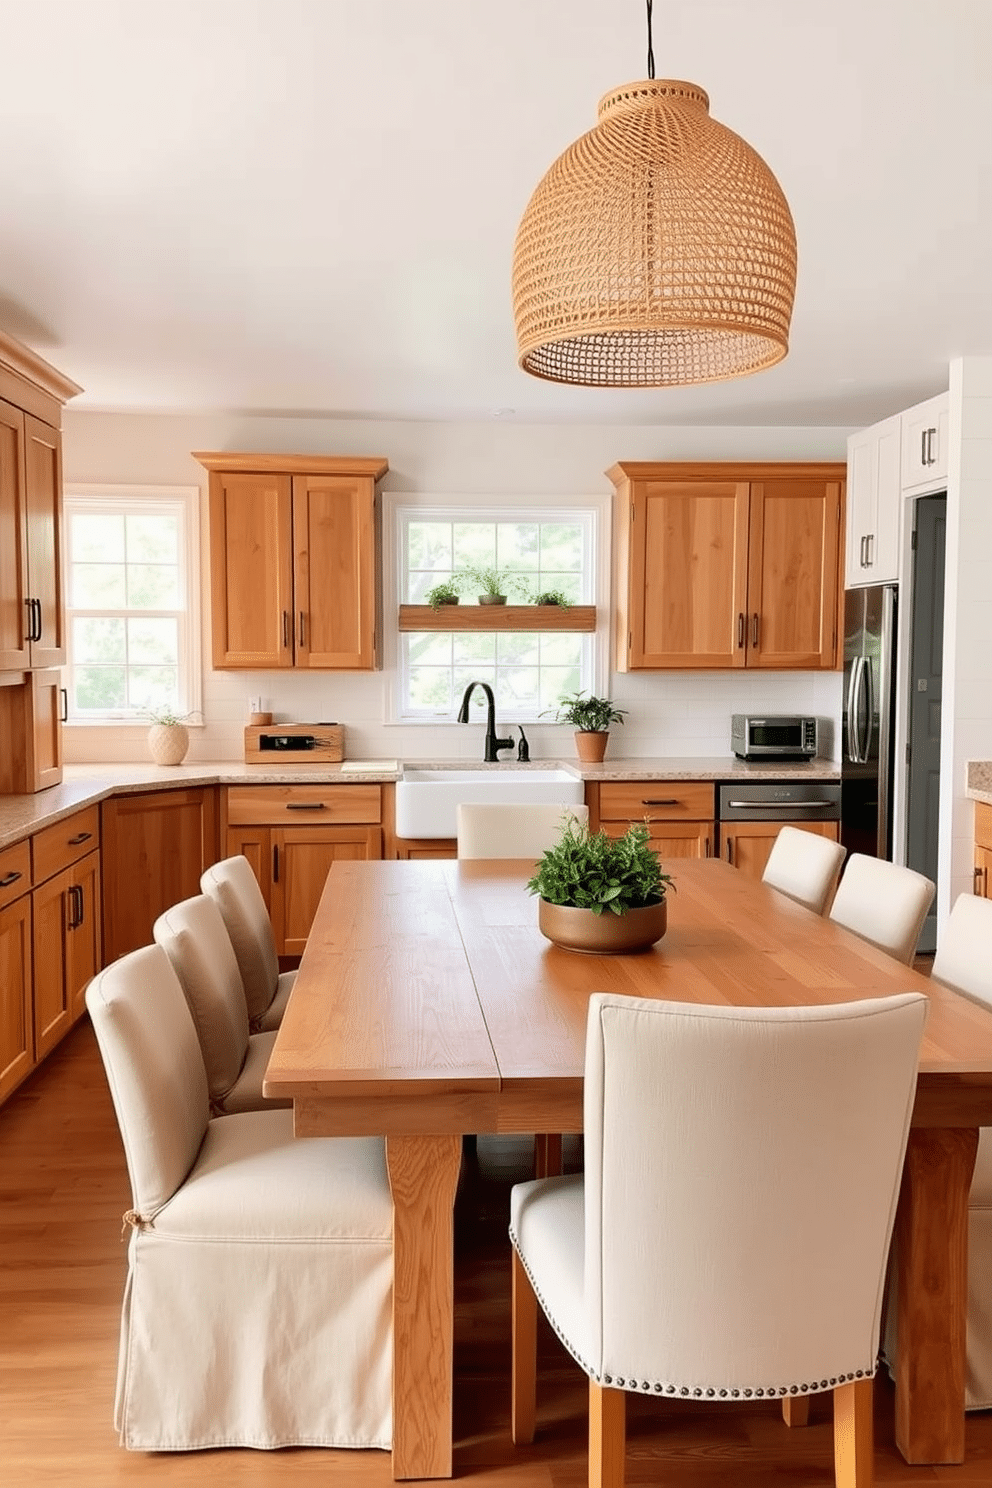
508 1229 874 1401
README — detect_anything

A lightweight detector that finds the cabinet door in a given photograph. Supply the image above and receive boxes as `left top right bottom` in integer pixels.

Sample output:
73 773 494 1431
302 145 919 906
27 668 64 790
101 788 218 962
845 417 901 587
32 865 75 1059
0 397 30 670
24 414 66 668
746 479 842 669
621 479 749 669
208 471 294 668
225 825 273 904
68 851 102 1020
602 819 713 859
293 473 377 669
271 826 382 955
722 820 840 881
902 395 949 491
0 893 33 1103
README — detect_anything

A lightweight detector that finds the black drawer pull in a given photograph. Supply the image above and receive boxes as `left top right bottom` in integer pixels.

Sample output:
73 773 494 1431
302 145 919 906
0 870 23 888
68 831 93 845
285 801 325 810
641 798 679 807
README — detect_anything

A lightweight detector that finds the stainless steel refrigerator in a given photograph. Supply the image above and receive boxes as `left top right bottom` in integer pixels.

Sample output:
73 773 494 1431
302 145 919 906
841 584 898 860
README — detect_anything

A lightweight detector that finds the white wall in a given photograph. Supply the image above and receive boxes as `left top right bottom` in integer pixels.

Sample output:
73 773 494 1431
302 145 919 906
940 357 992 919
60 410 849 764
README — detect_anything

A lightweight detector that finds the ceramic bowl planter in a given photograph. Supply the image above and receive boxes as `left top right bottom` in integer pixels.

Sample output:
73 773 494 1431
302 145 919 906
147 722 190 766
538 896 667 954
477 593 507 605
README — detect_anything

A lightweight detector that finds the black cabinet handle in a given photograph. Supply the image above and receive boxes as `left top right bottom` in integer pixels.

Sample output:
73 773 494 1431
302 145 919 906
67 883 84 930
0 870 23 888
68 831 92 845
641 798 679 807
299 610 306 648
286 801 325 810
60 687 68 723
24 598 34 643
751 613 759 648
282 610 290 649
737 612 745 648
272 845 279 883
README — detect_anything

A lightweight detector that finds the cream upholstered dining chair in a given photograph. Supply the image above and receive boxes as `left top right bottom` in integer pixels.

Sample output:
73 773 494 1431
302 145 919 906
928 892 992 1408
85 943 392 1451
456 802 588 859
153 893 288 1113
827 853 935 964
509 989 927 1488
201 854 294 1031
761 826 847 915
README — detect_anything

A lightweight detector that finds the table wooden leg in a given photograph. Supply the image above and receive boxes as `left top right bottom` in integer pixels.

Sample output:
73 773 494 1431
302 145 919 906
386 1134 463 1480
894 1126 978 1465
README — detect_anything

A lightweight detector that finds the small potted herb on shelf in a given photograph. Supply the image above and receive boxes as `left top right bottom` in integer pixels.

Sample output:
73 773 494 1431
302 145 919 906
458 565 529 606
425 578 462 609
527 817 672 953
545 690 627 762
142 706 201 767
533 588 572 612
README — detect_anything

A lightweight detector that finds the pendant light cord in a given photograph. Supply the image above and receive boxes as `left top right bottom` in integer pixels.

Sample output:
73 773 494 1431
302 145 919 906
646 0 655 79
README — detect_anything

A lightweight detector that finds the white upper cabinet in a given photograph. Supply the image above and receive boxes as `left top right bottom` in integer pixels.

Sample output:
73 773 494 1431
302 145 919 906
845 414 901 587
901 392 949 492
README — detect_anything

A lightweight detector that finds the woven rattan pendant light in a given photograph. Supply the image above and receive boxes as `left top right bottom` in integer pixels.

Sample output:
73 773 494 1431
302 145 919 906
512 1 797 388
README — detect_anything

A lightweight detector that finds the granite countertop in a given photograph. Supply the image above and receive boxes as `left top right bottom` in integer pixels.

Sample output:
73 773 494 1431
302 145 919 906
967 761 992 806
0 755 841 852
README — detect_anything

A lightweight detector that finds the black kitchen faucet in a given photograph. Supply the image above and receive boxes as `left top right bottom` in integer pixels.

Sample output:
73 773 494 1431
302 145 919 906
457 681 515 762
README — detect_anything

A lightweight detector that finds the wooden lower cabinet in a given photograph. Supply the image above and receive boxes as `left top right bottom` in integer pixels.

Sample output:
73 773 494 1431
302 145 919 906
590 780 716 861
0 839 33 1102
975 803 992 898
224 785 383 955
32 849 101 1059
101 788 218 963
720 819 841 881
392 839 458 860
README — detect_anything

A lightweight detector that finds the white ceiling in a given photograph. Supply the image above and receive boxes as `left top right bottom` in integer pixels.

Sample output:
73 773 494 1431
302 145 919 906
1 1 989 427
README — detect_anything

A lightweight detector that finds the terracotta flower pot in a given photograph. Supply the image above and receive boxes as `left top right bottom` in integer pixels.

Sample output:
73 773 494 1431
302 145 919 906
574 730 608 763
538 897 667 954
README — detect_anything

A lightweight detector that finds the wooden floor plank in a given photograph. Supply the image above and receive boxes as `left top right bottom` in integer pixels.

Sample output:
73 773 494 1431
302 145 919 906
2 1019 992 1486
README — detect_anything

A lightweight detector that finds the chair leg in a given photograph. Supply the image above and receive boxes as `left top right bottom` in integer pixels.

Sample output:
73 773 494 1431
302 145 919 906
782 1393 811 1427
833 1377 874 1488
533 1132 564 1177
511 1248 537 1445
589 1381 626 1488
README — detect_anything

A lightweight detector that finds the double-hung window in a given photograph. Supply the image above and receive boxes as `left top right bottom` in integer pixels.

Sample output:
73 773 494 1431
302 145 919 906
63 486 200 723
392 499 605 723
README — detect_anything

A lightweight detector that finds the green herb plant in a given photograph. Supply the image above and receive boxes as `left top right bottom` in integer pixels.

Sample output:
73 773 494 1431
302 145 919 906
527 817 673 917
142 706 201 726
533 588 572 611
545 690 627 733
458 564 530 601
425 578 462 609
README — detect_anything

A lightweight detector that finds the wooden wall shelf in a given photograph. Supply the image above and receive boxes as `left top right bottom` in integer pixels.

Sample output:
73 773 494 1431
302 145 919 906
398 604 596 633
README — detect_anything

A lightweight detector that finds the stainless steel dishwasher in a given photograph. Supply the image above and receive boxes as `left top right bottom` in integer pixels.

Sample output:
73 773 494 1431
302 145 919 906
718 781 842 868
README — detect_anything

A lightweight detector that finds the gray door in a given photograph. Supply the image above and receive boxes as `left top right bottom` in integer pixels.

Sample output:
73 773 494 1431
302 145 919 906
906 494 946 954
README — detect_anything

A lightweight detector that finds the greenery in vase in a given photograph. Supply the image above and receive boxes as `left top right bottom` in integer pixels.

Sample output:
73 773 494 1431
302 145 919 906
457 564 530 601
143 706 200 726
545 690 627 733
425 578 462 609
527 818 673 916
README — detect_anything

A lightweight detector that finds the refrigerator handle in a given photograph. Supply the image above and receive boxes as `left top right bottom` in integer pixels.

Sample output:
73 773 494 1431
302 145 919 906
846 655 861 763
860 654 875 764
875 585 897 855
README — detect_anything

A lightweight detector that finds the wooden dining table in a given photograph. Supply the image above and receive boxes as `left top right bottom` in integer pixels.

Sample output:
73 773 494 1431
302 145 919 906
264 856 992 1481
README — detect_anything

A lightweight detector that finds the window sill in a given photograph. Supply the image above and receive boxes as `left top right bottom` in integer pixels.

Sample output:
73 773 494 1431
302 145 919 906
398 604 596 632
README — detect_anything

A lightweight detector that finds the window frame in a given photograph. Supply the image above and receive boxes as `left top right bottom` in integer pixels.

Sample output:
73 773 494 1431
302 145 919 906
382 491 611 725
62 484 202 726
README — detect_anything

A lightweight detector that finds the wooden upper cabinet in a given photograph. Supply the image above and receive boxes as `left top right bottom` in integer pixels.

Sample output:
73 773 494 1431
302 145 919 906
609 461 845 672
197 452 388 671
0 333 80 676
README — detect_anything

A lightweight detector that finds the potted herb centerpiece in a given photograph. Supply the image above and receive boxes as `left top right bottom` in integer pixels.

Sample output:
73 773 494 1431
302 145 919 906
458 565 529 606
546 690 627 762
527 817 672 953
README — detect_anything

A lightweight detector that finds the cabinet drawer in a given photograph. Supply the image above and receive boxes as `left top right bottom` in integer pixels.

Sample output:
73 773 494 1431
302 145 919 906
976 802 992 852
0 839 31 909
598 781 715 822
31 805 101 885
226 784 382 826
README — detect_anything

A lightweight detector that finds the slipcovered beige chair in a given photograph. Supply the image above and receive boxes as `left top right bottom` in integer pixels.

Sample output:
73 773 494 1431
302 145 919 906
931 892 992 1408
85 943 393 1450
153 893 287 1113
828 853 935 963
762 826 847 915
456 802 589 859
510 990 926 1488
201 854 295 1031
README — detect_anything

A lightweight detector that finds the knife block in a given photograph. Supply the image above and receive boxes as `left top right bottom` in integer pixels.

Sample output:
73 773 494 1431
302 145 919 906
243 723 344 763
